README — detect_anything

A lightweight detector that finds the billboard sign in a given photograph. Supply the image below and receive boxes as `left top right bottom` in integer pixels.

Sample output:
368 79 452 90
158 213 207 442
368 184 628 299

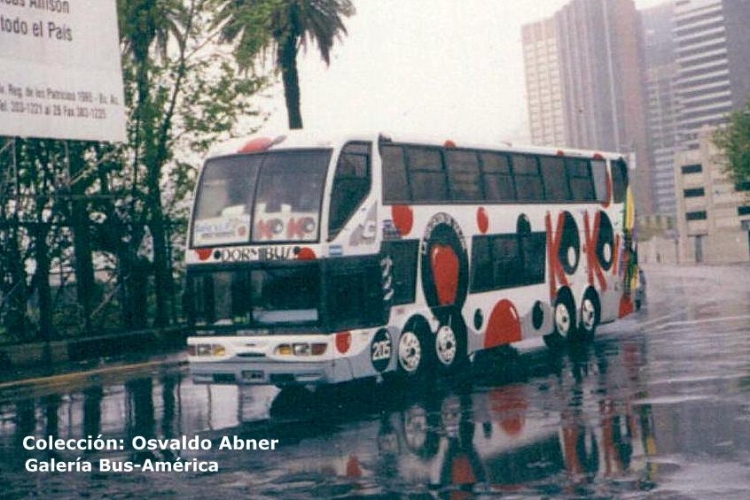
0 0 126 142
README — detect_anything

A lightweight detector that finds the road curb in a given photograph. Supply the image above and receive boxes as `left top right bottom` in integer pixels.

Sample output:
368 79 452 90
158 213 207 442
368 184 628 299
0 358 188 400
0 327 186 373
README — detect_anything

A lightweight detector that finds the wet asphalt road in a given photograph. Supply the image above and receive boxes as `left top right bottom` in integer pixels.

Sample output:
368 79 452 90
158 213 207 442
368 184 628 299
1 263 750 499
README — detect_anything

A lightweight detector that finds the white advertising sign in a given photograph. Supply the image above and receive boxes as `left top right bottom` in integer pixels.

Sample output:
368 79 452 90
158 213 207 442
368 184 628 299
0 0 126 142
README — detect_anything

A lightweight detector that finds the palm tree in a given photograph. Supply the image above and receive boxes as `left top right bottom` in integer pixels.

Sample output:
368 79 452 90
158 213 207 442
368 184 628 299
117 0 188 328
215 0 355 129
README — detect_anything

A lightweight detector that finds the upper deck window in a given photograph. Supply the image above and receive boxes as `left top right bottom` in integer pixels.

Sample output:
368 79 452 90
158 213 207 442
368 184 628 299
445 150 482 201
611 159 629 203
511 155 544 201
406 147 448 202
329 142 372 239
381 145 409 203
540 156 571 201
379 140 607 205
192 150 331 246
479 152 516 202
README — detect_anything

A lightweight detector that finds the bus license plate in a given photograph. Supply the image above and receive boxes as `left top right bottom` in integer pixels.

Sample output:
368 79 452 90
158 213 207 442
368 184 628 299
242 370 264 382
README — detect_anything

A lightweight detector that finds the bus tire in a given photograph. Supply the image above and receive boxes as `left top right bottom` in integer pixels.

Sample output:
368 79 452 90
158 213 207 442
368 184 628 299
546 290 576 348
578 289 599 341
397 318 433 379
434 319 468 375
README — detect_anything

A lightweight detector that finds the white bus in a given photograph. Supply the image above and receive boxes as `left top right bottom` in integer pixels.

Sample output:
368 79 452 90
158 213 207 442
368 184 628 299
185 131 638 386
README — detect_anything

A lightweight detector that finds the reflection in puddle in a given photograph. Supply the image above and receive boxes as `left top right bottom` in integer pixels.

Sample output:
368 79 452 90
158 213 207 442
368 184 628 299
1 324 748 498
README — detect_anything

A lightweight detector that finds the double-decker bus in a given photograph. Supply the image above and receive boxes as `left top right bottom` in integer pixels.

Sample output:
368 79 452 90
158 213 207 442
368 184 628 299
185 131 638 386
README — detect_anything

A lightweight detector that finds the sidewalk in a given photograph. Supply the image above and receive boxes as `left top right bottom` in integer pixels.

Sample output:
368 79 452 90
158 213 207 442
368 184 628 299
641 261 750 283
0 327 187 400
0 326 184 369
0 349 187 402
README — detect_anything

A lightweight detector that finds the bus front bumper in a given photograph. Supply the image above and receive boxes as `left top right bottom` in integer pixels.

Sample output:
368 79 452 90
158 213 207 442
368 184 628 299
188 358 351 387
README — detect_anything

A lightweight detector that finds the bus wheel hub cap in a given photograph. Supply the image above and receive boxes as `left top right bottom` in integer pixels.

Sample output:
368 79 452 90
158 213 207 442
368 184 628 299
436 325 457 365
398 332 421 373
555 303 571 336
582 299 595 330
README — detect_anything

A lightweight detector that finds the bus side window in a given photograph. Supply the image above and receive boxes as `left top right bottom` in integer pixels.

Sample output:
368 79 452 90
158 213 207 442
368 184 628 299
567 158 596 201
381 145 409 203
445 150 482 202
612 158 629 203
382 240 419 305
511 155 544 201
540 156 571 201
329 142 372 239
479 152 516 202
405 146 448 203
591 159 608 202
326 257 385 330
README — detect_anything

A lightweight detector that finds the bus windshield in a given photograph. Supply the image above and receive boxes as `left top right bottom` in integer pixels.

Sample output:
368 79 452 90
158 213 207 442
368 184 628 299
192 149 331 246
188 263 322 330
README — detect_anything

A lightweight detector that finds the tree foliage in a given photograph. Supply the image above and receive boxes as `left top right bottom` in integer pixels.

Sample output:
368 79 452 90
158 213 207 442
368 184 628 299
714 102 750 189
214 0 355 129
0 0 266 342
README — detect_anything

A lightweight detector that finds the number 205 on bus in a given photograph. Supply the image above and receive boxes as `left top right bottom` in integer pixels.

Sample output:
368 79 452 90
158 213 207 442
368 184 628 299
185 131 639 387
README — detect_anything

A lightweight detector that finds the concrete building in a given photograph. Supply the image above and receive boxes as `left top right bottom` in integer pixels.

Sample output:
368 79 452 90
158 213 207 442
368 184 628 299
674 127 750 263
522 0 654 215
673 0 750 150
640 3 679 217
666 0 750 263
522 18 566 147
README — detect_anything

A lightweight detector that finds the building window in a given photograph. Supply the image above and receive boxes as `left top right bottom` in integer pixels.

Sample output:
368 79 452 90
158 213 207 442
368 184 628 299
738 206 750 216
683 187 705 198
681 164 702 174
686 211 707 221
735 181 750 192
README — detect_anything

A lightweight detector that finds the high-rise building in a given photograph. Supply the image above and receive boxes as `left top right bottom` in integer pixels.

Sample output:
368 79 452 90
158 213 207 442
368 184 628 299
522 18 566 147
667 0 750 263
522 0 654 215
673 0 750 149
640 3 679 216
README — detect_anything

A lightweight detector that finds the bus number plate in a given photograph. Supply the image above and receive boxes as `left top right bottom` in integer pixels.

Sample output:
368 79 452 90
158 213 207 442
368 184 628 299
242 370 265 382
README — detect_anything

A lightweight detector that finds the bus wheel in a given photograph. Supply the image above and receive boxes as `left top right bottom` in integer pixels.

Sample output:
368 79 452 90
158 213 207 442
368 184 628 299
398 327 431 378
434 318 468 375
578 290 599 341
435 325 458 367
551 291 576 344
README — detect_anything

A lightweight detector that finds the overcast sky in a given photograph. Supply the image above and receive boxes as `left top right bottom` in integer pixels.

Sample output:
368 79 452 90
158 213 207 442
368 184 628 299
258 0 670 145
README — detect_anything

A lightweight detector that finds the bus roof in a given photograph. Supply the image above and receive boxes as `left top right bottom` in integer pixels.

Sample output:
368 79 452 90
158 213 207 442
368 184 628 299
207 130 627 162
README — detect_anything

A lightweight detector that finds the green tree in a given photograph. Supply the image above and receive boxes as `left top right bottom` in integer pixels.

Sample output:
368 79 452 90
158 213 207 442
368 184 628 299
117 0 265 328
214 0 355 129
0 0 265 342
714 102 750 190
0 139 73 342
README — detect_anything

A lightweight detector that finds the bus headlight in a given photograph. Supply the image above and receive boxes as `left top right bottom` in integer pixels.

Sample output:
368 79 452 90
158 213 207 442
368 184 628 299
274 343 327 356
293 343 310 356
275 344 293 355
188 344 227 357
